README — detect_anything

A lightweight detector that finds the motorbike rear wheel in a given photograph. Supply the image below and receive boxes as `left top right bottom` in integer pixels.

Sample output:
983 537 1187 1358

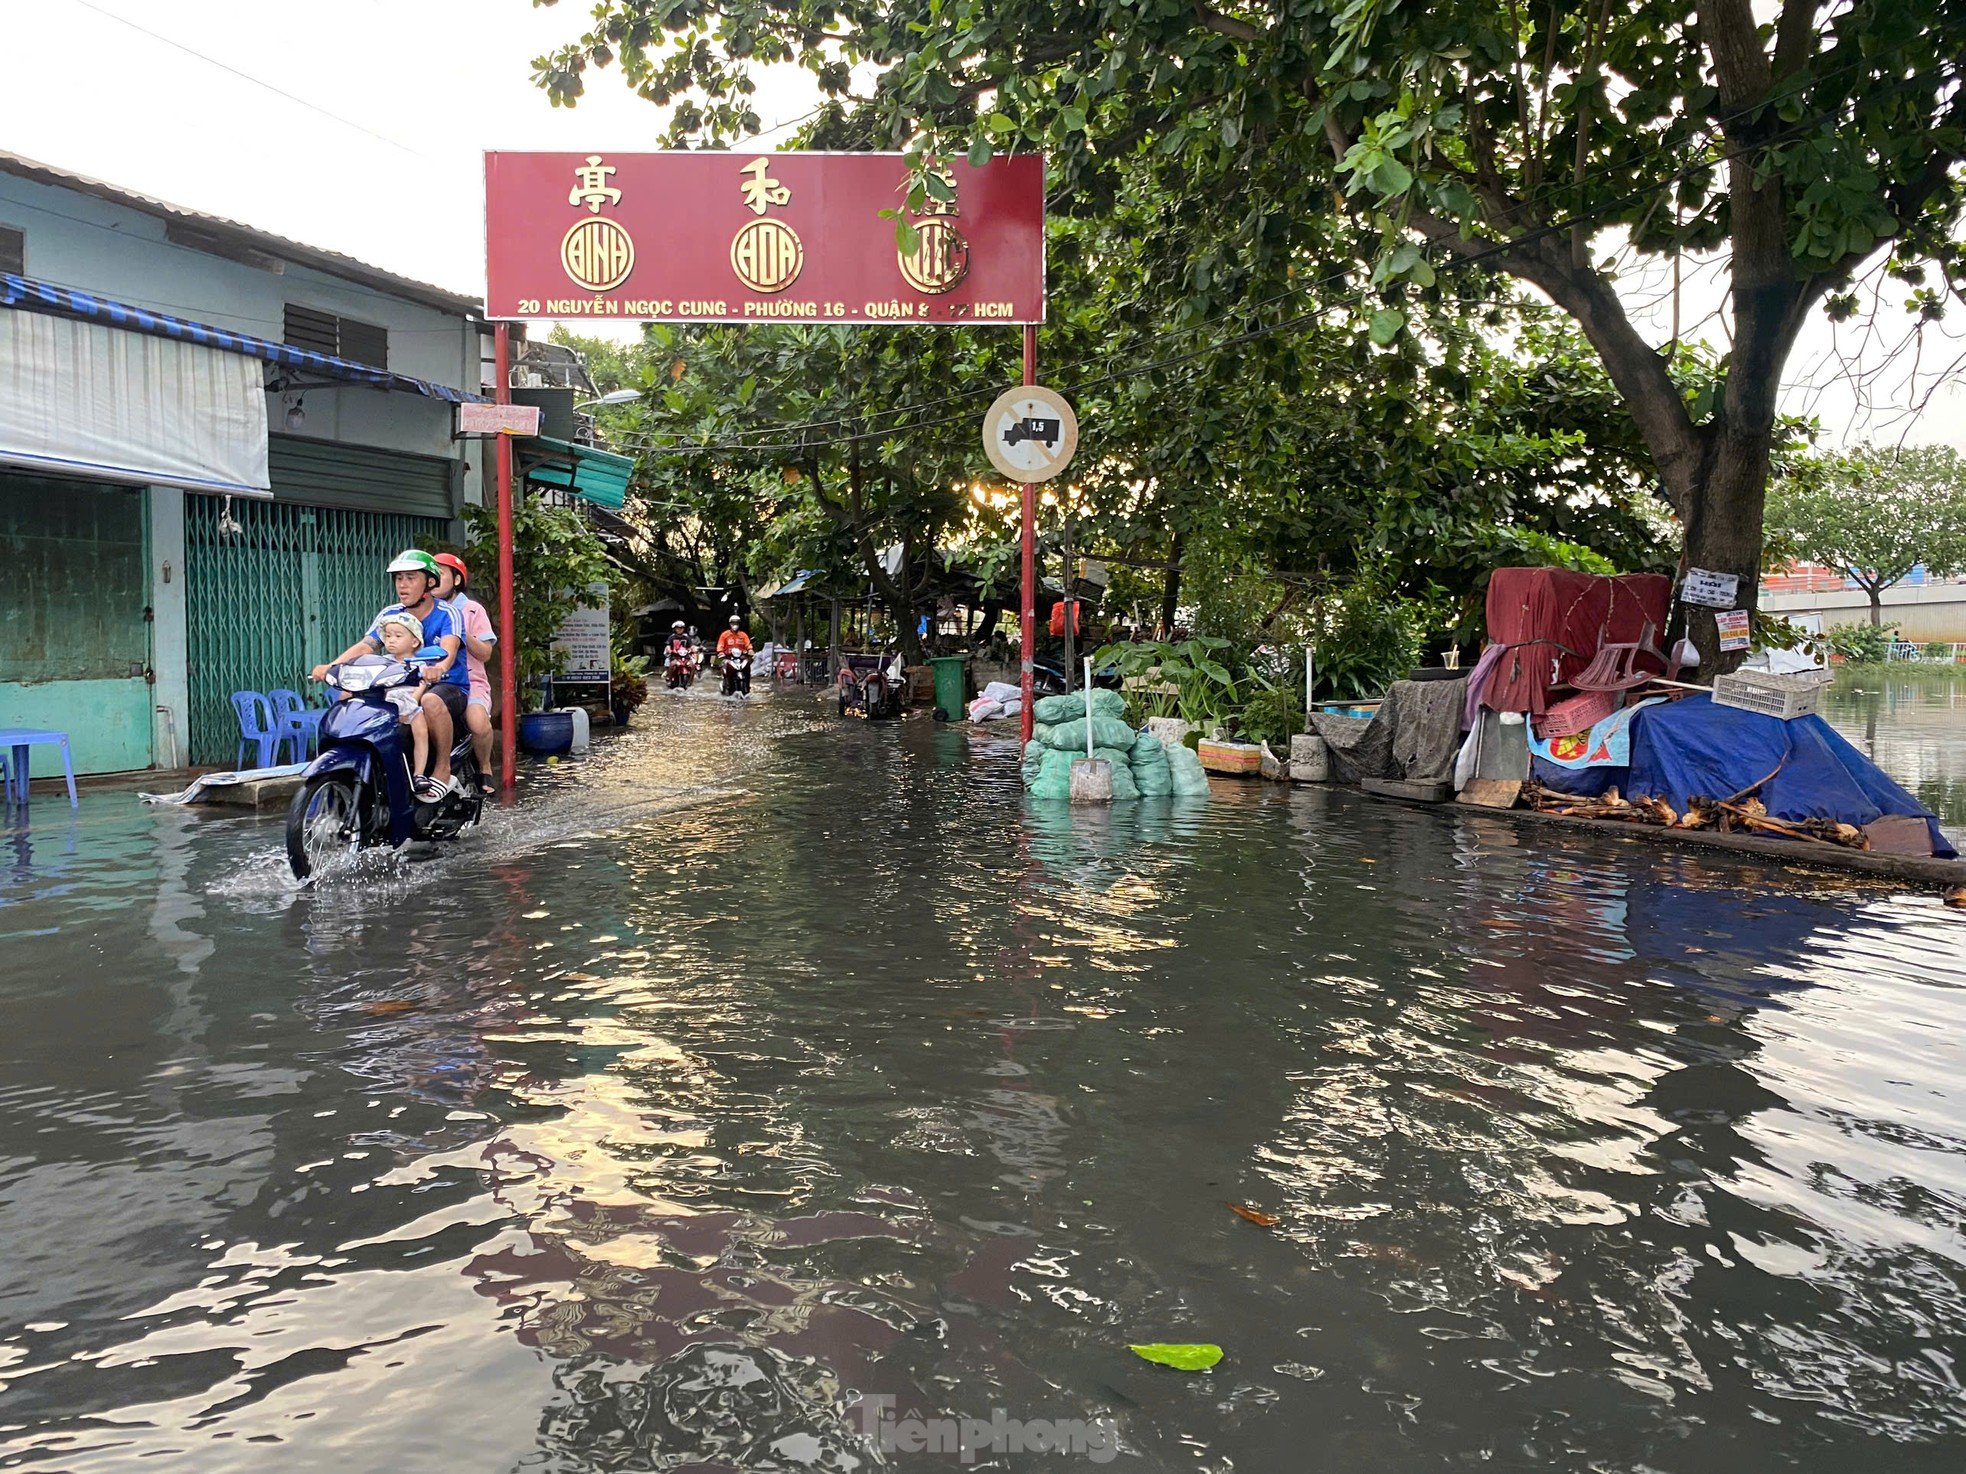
286 772 364 881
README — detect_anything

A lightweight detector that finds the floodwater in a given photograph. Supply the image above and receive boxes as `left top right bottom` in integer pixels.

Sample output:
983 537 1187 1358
1824 672 1966 847
2 688 1964 1472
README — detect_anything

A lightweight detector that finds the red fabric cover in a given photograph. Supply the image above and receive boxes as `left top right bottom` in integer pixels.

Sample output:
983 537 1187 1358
1480 569 1673 714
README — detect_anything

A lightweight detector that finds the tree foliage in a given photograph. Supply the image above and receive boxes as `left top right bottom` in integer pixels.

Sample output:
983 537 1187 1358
1767 442 1966 623
536 0 1966 670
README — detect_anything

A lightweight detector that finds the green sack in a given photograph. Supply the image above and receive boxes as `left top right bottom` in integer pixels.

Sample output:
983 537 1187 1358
1044 715 1137 753
1105 759 1139 801
1130 733 1171 770
1032 693 1085 725
1134 760 1174 796
1166 741 1213 799
1088 688 1128 720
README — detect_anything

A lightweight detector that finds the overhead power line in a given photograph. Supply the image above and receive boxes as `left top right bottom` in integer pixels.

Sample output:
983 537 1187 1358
65 0 422 156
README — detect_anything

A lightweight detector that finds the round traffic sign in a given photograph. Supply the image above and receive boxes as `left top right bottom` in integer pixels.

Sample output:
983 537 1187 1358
984 384 1079 484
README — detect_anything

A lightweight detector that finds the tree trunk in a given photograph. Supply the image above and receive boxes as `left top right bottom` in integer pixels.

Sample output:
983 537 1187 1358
1678 427 1772 675
1160 532 1184 637
1868 586 1883 627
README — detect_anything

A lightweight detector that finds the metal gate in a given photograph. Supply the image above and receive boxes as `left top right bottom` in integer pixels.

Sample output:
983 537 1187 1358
185 495 447 764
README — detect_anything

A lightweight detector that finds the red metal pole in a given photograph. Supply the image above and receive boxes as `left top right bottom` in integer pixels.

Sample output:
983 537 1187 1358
494 322 518 795
1019 323 1037 745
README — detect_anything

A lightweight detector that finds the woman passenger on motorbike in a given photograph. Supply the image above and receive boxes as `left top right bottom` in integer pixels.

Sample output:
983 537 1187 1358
434 553 497 796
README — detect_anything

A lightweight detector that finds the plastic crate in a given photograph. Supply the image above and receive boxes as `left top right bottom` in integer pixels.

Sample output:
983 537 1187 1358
1711 670 1825 720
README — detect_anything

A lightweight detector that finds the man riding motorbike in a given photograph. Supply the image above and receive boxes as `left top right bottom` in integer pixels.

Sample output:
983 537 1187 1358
716 615 754 696
719 617 754 699
313 550 465 795
664 619 697 689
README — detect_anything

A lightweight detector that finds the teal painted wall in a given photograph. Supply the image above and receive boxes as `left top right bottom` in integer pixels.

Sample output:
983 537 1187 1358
0 473 154 775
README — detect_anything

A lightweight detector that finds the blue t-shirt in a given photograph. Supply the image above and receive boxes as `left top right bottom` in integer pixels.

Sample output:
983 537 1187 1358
368 602 467 687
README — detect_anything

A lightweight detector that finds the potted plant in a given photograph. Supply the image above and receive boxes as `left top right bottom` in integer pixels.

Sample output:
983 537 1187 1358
1092 635 1257 768
463 498 610 754
610 651 650 726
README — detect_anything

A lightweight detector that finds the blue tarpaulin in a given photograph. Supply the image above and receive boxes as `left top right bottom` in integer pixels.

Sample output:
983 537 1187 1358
1533 694 1954 858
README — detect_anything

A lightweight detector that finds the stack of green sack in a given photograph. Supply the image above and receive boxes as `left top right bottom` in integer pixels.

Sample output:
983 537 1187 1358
1021 689 1211 800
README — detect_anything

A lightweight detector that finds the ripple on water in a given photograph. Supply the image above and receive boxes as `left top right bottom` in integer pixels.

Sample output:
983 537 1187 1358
1 700 1964 1470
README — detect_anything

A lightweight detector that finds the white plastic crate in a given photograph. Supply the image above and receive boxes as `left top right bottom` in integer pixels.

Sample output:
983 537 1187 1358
1711 669 1825 720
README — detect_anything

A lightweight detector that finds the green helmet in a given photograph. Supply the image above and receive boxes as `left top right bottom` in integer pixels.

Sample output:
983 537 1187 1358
386 549 439 577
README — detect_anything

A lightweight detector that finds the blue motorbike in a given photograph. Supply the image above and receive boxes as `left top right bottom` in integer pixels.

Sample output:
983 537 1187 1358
285 657 484 880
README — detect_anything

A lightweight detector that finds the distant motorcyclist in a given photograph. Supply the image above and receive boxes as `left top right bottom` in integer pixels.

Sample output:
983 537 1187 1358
664 620 697 690
716 615 753 662
717 616 754 696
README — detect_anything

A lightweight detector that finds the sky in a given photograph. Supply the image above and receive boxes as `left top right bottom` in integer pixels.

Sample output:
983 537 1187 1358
2 0 1960 449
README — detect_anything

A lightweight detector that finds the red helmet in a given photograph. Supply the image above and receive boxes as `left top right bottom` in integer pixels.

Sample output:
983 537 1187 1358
434 552 468 585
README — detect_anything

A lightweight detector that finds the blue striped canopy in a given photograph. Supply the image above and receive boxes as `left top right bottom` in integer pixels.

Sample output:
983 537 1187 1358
0 271 486 404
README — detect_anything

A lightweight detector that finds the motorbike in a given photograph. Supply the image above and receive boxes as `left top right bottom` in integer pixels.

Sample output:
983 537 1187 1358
719 646 753 697
837 651 904 720
285 659 484 880
664 645 699 690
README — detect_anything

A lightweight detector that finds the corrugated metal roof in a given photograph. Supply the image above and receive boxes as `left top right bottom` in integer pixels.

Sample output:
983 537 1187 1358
0 149 484 319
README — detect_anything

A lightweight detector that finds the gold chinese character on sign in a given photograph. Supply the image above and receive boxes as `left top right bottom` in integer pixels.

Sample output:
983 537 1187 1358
730 157 801 293
568 155 622 214
738 158 791 216
898 169 970 294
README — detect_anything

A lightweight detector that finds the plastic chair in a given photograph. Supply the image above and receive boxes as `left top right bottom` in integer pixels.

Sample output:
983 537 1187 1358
0 728 79 808
269 688 324 760
230 691 295 770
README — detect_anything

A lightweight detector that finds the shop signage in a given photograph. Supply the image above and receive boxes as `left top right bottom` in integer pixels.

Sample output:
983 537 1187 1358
457 402 542 437
1681 568 1740 608
485 152 1045 324
983 384 1078 483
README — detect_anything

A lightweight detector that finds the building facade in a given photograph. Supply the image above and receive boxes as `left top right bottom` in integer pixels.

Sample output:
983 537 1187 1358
0 152 496 772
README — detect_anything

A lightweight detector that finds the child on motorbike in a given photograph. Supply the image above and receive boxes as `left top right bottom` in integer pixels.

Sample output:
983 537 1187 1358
338 611 442 799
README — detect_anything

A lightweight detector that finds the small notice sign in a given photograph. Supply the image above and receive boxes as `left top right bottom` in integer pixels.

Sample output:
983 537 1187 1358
552 584 611 683
1715 609 1751 652
1681 568 1739 608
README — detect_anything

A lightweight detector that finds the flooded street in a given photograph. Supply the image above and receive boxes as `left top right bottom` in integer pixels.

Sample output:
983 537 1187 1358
3 689 1965 1472
1824 673 1966 848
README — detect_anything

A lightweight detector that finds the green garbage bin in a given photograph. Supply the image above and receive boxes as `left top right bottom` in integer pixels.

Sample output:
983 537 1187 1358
928 655 969 720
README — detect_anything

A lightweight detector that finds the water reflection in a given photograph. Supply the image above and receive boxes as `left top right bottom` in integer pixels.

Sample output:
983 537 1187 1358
1 696 1963 1471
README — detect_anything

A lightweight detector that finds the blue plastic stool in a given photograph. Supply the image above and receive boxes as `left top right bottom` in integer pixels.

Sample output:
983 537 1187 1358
0 729 80 808
230 692 296 769
269 688 324 760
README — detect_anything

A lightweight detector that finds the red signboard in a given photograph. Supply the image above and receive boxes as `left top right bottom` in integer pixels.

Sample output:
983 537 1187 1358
484 152 1045 325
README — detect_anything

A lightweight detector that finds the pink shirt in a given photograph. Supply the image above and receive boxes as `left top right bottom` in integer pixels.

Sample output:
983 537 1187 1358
448 595 495 702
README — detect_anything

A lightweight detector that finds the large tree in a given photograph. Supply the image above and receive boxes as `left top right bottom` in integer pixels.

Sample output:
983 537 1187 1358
536 0 1966 668
1767 442 1966 625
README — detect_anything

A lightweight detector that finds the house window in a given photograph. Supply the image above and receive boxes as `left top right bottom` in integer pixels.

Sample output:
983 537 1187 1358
0 225 24 276
283 304 388 367
337 317 388 368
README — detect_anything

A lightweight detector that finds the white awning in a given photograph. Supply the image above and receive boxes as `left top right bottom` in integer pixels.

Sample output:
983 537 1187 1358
0 307 270 496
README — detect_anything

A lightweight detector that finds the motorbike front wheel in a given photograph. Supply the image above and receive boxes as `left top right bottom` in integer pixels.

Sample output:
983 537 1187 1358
286 772 364 881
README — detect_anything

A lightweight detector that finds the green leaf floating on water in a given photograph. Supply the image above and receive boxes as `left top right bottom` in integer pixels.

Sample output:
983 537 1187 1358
1128 1342 1223 1372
